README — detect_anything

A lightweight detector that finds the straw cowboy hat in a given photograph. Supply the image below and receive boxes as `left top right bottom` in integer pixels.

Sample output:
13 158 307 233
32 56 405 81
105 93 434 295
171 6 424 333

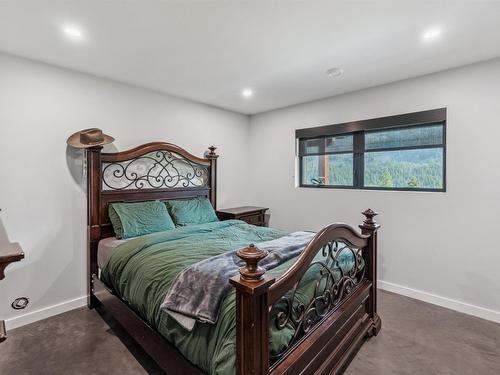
67 128 114 148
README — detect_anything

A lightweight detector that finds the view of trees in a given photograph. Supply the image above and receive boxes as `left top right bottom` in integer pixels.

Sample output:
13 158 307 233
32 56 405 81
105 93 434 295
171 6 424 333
302 148 443 189
364 148 443 189
302 154 353 186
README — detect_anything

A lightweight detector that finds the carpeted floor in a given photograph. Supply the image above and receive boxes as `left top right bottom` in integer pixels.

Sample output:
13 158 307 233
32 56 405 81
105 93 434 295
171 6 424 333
1 290 499 375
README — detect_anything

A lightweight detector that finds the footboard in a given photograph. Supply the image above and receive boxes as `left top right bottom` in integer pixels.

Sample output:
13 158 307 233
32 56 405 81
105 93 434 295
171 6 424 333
230 209 381 375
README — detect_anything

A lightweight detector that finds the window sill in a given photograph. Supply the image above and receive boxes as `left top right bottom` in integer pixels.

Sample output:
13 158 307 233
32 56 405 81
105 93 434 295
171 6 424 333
296 185 446 194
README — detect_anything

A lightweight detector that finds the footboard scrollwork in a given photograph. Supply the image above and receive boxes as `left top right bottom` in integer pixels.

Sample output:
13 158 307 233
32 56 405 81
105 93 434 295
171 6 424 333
230 209 381 375
269 239 366 363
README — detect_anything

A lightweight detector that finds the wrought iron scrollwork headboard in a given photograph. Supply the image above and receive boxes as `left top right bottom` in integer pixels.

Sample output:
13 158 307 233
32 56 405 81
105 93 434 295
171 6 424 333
102 149 210 191
86 142 219 241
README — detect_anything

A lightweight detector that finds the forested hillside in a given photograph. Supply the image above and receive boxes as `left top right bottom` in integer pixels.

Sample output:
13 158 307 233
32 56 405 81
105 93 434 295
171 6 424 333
302 148 443 189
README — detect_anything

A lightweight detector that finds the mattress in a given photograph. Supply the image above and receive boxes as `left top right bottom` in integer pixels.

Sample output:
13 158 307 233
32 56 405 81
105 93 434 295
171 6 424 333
97 237 127 268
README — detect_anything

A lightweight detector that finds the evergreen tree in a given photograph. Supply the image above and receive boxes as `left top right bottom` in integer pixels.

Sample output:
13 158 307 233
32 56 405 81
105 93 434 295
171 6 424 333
379 169 393 187
407 176 419 188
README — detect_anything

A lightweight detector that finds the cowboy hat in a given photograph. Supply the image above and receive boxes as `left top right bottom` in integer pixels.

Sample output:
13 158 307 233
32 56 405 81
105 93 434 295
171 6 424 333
67 128 115 148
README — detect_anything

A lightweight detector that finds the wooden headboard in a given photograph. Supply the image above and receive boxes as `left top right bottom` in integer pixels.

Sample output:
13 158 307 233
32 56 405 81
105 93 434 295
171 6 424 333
85 141 218 299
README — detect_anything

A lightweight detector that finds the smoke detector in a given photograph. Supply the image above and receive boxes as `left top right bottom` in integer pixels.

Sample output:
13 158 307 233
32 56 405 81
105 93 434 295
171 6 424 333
326 67 343 77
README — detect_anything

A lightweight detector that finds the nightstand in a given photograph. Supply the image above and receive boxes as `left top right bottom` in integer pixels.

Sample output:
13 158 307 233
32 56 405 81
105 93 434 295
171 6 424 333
217 206 269 227
0 242 24 343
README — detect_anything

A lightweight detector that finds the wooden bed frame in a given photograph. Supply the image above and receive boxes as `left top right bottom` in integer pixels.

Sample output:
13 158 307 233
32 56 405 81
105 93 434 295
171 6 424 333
86 141 381 375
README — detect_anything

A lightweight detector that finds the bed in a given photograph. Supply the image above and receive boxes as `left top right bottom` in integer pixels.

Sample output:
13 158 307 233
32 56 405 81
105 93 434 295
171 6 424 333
85 141 381 375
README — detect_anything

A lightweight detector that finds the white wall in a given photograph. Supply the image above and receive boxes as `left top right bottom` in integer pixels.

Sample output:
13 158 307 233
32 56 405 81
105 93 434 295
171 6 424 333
0 52 250 328
248 58 500 321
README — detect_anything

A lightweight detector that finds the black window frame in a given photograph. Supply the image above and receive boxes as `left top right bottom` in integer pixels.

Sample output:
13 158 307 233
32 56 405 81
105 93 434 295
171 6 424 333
296 108 447 192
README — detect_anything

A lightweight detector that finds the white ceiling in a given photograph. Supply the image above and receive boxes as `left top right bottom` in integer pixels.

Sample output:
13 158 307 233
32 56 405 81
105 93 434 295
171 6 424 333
1 1 500 115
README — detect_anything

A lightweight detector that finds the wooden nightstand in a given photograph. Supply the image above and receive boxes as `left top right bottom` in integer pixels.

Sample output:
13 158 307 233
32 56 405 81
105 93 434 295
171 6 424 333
0 242 24 343
217 206 269 227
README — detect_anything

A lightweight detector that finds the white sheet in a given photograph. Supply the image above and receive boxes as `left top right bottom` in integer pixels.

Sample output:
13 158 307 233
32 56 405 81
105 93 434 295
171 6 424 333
97 237 127 268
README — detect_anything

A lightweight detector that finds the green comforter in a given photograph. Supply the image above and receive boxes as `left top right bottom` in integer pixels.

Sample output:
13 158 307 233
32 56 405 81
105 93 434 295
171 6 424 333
101 220 356 375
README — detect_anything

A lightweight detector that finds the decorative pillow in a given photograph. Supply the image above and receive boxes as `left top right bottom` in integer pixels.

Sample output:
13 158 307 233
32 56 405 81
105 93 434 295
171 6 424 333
108 201 175 239
108 205 125 239
165 197 219 226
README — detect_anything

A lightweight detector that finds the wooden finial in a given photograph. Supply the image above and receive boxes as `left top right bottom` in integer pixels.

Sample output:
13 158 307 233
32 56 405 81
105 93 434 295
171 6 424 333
360 208 380 230
236 244 268 281
206 145 219 159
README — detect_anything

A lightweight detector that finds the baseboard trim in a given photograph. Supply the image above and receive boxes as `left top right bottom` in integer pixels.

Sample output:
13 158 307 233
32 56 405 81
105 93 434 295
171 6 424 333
5 296 87 330
378 280 500 324
5 282 500 330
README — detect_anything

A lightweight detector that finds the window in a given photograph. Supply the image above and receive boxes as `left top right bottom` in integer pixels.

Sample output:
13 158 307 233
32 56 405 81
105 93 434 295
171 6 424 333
297 108 446 191
299 135 354 186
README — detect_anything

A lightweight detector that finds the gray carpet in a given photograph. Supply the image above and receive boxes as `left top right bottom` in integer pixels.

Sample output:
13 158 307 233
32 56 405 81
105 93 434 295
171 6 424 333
1 290 499 375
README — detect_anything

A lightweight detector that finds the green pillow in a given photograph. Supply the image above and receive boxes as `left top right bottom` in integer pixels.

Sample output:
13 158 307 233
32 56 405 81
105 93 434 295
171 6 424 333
109 201 175 239
108 205 124 239
165 197 218 226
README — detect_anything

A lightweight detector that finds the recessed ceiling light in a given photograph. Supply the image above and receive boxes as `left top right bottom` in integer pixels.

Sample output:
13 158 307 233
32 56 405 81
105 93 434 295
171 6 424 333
62 24 86 41
422 27 442 42
242 88 253 98
326 67 343 77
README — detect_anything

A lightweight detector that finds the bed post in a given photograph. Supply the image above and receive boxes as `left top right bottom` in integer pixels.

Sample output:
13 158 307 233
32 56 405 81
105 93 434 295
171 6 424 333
206 145 218 209
230 244 273 375
87 146 103 308
359 208 381 336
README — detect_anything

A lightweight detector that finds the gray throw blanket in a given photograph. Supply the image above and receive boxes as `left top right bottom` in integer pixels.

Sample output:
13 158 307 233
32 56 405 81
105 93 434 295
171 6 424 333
160 231 314 331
